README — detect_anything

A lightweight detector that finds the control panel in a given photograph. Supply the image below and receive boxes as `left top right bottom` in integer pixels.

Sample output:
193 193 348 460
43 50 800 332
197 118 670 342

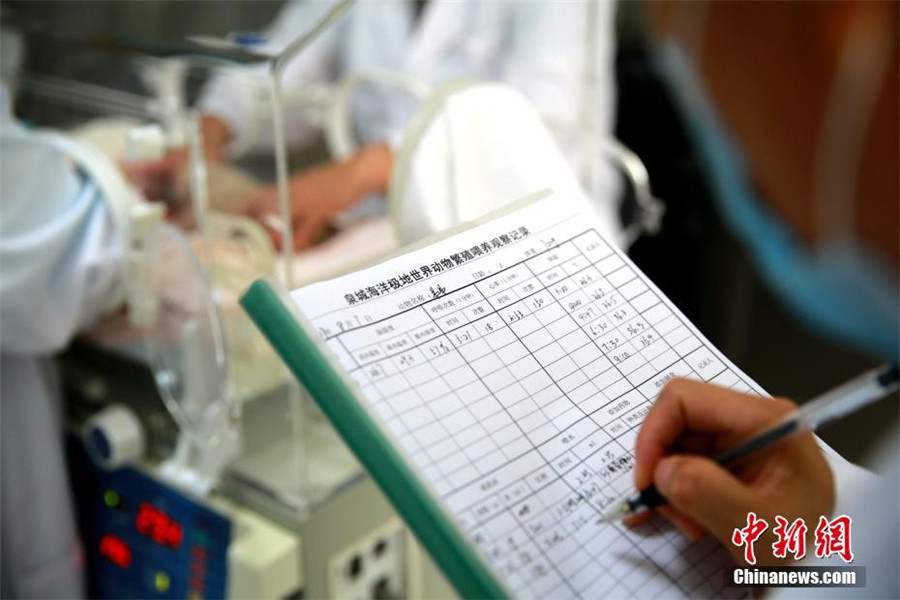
68 438 232 599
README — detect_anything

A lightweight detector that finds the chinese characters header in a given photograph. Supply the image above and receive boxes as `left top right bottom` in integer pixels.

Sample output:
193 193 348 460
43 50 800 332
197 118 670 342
343 226 530 306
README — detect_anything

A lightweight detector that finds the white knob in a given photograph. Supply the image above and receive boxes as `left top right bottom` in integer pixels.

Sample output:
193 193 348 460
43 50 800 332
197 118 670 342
82 404 146 469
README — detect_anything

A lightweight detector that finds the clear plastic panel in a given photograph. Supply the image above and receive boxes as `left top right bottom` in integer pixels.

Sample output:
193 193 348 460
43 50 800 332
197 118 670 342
144 223 234 448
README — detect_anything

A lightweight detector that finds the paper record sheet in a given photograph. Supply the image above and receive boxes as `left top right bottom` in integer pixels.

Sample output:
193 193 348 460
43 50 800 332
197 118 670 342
291 195 756 598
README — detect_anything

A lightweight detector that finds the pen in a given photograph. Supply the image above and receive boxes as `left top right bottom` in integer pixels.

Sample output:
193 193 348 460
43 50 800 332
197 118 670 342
599 362 900 523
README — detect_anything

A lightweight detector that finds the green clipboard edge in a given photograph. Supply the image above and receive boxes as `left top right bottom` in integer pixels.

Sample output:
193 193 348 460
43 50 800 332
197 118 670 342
241 278 508 600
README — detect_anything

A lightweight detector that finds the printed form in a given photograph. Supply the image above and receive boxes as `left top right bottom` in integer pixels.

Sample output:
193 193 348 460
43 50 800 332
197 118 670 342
292 195 758 598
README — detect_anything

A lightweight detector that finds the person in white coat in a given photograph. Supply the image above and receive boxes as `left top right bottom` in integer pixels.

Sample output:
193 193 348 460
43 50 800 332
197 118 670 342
135 0 618 250
0 88 129 597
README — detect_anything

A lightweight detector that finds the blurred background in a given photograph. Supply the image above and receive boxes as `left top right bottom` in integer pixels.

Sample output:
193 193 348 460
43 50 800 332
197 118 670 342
7 0 892 457
1 1 897 599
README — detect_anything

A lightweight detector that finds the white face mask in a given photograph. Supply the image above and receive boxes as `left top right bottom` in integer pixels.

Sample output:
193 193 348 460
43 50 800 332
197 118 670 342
659 21 899 360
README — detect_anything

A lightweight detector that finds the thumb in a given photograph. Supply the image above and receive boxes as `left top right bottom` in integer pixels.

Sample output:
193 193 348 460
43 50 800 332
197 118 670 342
654 455 755 544
292 213 324 251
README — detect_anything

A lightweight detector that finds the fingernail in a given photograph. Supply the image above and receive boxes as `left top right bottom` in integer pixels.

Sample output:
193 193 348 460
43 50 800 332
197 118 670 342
654 457 678 495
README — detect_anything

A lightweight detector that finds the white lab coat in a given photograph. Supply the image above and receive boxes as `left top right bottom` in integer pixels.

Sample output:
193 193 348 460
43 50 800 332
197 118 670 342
776 432 899 599
201 0 617 173
0 111 123 597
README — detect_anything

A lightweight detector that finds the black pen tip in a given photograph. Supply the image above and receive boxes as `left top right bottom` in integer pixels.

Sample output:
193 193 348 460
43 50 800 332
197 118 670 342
878 363 899 388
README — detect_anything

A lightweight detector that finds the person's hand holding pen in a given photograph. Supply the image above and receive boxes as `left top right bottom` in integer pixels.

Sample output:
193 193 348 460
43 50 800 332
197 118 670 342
628 379 835 566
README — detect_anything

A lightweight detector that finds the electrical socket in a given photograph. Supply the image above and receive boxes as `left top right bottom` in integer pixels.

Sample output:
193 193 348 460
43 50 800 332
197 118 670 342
328 520 407 599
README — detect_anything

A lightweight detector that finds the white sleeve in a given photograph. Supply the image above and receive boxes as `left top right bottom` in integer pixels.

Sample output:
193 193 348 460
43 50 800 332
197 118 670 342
498 1 617 165
199 0 345 157
0 126 123 355
772 435 899 599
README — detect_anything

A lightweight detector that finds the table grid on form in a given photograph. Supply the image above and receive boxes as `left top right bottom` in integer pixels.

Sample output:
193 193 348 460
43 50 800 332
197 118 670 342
314 228 751 599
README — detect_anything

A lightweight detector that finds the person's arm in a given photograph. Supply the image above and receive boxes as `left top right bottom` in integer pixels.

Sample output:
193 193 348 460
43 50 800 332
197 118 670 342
0 127 124 355
498 2 622 241
631 378 835 566
498 2 617 165
198 0 344 160
127 1 346 211
243 142 392 251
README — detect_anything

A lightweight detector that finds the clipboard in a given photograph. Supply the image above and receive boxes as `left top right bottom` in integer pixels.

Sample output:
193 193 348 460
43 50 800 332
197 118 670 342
240 190 760 600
